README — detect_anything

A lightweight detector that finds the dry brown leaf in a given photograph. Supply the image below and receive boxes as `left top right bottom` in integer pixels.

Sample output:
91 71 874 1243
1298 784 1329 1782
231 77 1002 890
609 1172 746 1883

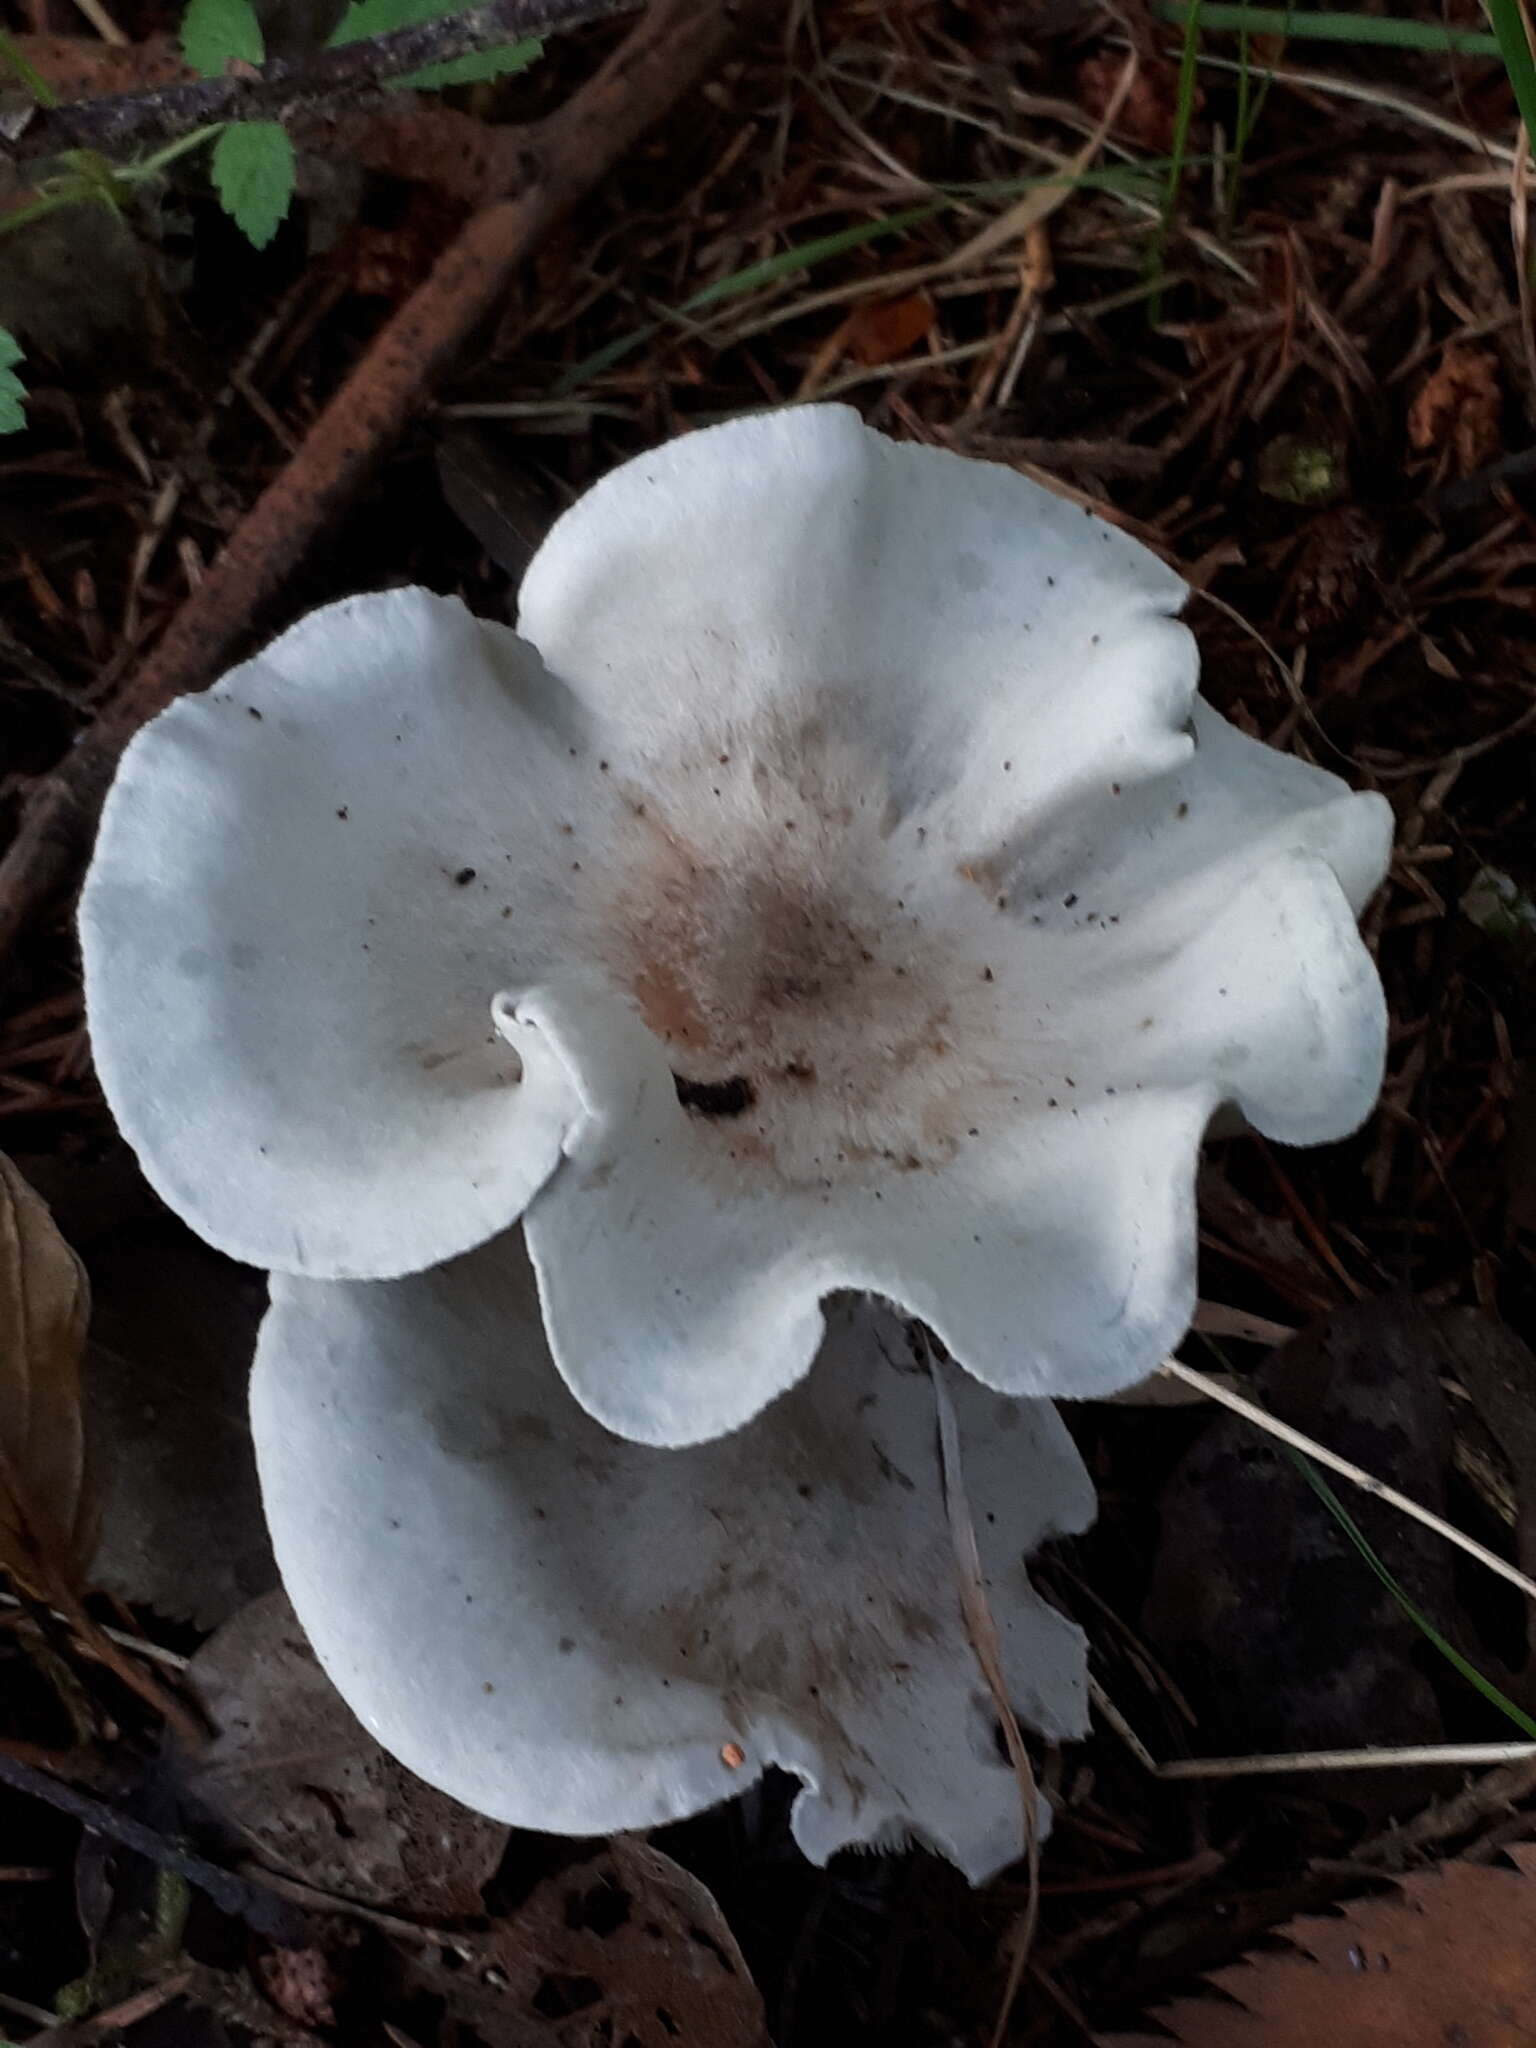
0 1151 98 1596
1077 48 1195 155
837 290 937 366
1407 344 1502 477
401 1837 772 2046
9 29 190 98
177 1590 508 1917
1099 1845 1536 2046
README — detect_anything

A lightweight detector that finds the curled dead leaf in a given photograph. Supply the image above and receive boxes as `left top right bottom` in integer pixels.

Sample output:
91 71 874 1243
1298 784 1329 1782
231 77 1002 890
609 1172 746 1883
0 1151 98 1597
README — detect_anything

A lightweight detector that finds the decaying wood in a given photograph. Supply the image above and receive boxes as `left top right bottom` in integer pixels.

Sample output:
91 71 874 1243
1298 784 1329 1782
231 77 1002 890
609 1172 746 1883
0 0 767 968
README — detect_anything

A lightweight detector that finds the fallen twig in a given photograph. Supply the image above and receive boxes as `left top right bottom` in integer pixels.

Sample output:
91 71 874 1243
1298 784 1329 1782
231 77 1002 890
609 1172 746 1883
0 1750 306 1940
10 32 528 199
4 0 635 164
0 0 768 967
928 1348 1041 2048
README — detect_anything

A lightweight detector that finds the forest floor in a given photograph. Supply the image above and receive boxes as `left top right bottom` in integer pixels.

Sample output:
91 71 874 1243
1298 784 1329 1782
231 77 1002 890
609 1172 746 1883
5 0 1536 2041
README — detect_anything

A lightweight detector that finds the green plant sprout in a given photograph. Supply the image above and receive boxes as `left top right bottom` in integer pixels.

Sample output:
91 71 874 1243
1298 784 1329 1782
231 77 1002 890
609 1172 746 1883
0 124 223 248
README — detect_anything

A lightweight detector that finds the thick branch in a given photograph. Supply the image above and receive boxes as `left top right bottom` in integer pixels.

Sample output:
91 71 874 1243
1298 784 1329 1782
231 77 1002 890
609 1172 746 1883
4 0 637 165
0 0 770 965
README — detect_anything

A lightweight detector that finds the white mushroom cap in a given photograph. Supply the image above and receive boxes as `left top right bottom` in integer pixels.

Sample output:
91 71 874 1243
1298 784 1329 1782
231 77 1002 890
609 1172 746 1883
80 589 588 1279
251 1227 1096 1880
81 406 1391 1443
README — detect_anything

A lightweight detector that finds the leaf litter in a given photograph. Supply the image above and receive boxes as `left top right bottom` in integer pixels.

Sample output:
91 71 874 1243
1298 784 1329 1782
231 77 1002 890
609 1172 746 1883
172 1597 771 2044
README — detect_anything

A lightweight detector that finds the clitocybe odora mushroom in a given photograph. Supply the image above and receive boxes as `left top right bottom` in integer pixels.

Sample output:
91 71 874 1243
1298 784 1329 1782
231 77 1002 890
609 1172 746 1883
81 406 1390 1873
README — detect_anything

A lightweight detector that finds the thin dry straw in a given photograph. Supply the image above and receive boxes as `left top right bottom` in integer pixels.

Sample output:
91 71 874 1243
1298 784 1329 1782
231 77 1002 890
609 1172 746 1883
1158 1359 1536 1603
1160 1743 1536 1777
1091 1680 1536 1779
931 1355 1040 2048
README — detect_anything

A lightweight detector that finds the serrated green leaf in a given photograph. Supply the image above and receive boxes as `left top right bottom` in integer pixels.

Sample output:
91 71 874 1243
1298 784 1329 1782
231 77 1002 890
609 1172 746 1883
0 328 25 435
211 122 295 250
181 0 264 77
327 0 541 91
397 33 540 88
327 0 450 46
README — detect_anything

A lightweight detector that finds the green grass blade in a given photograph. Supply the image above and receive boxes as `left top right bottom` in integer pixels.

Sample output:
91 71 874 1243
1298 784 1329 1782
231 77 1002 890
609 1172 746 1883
682 203 945 312
554 160 1200 394
0 28 59 105
1222 2 1289 228
554 202 947 389
1287 1447 1536 1740
1486 0 1536 140
1154 2 1501 52
0 187 85 239
1222 20 1255 230
1148 0 1204 318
